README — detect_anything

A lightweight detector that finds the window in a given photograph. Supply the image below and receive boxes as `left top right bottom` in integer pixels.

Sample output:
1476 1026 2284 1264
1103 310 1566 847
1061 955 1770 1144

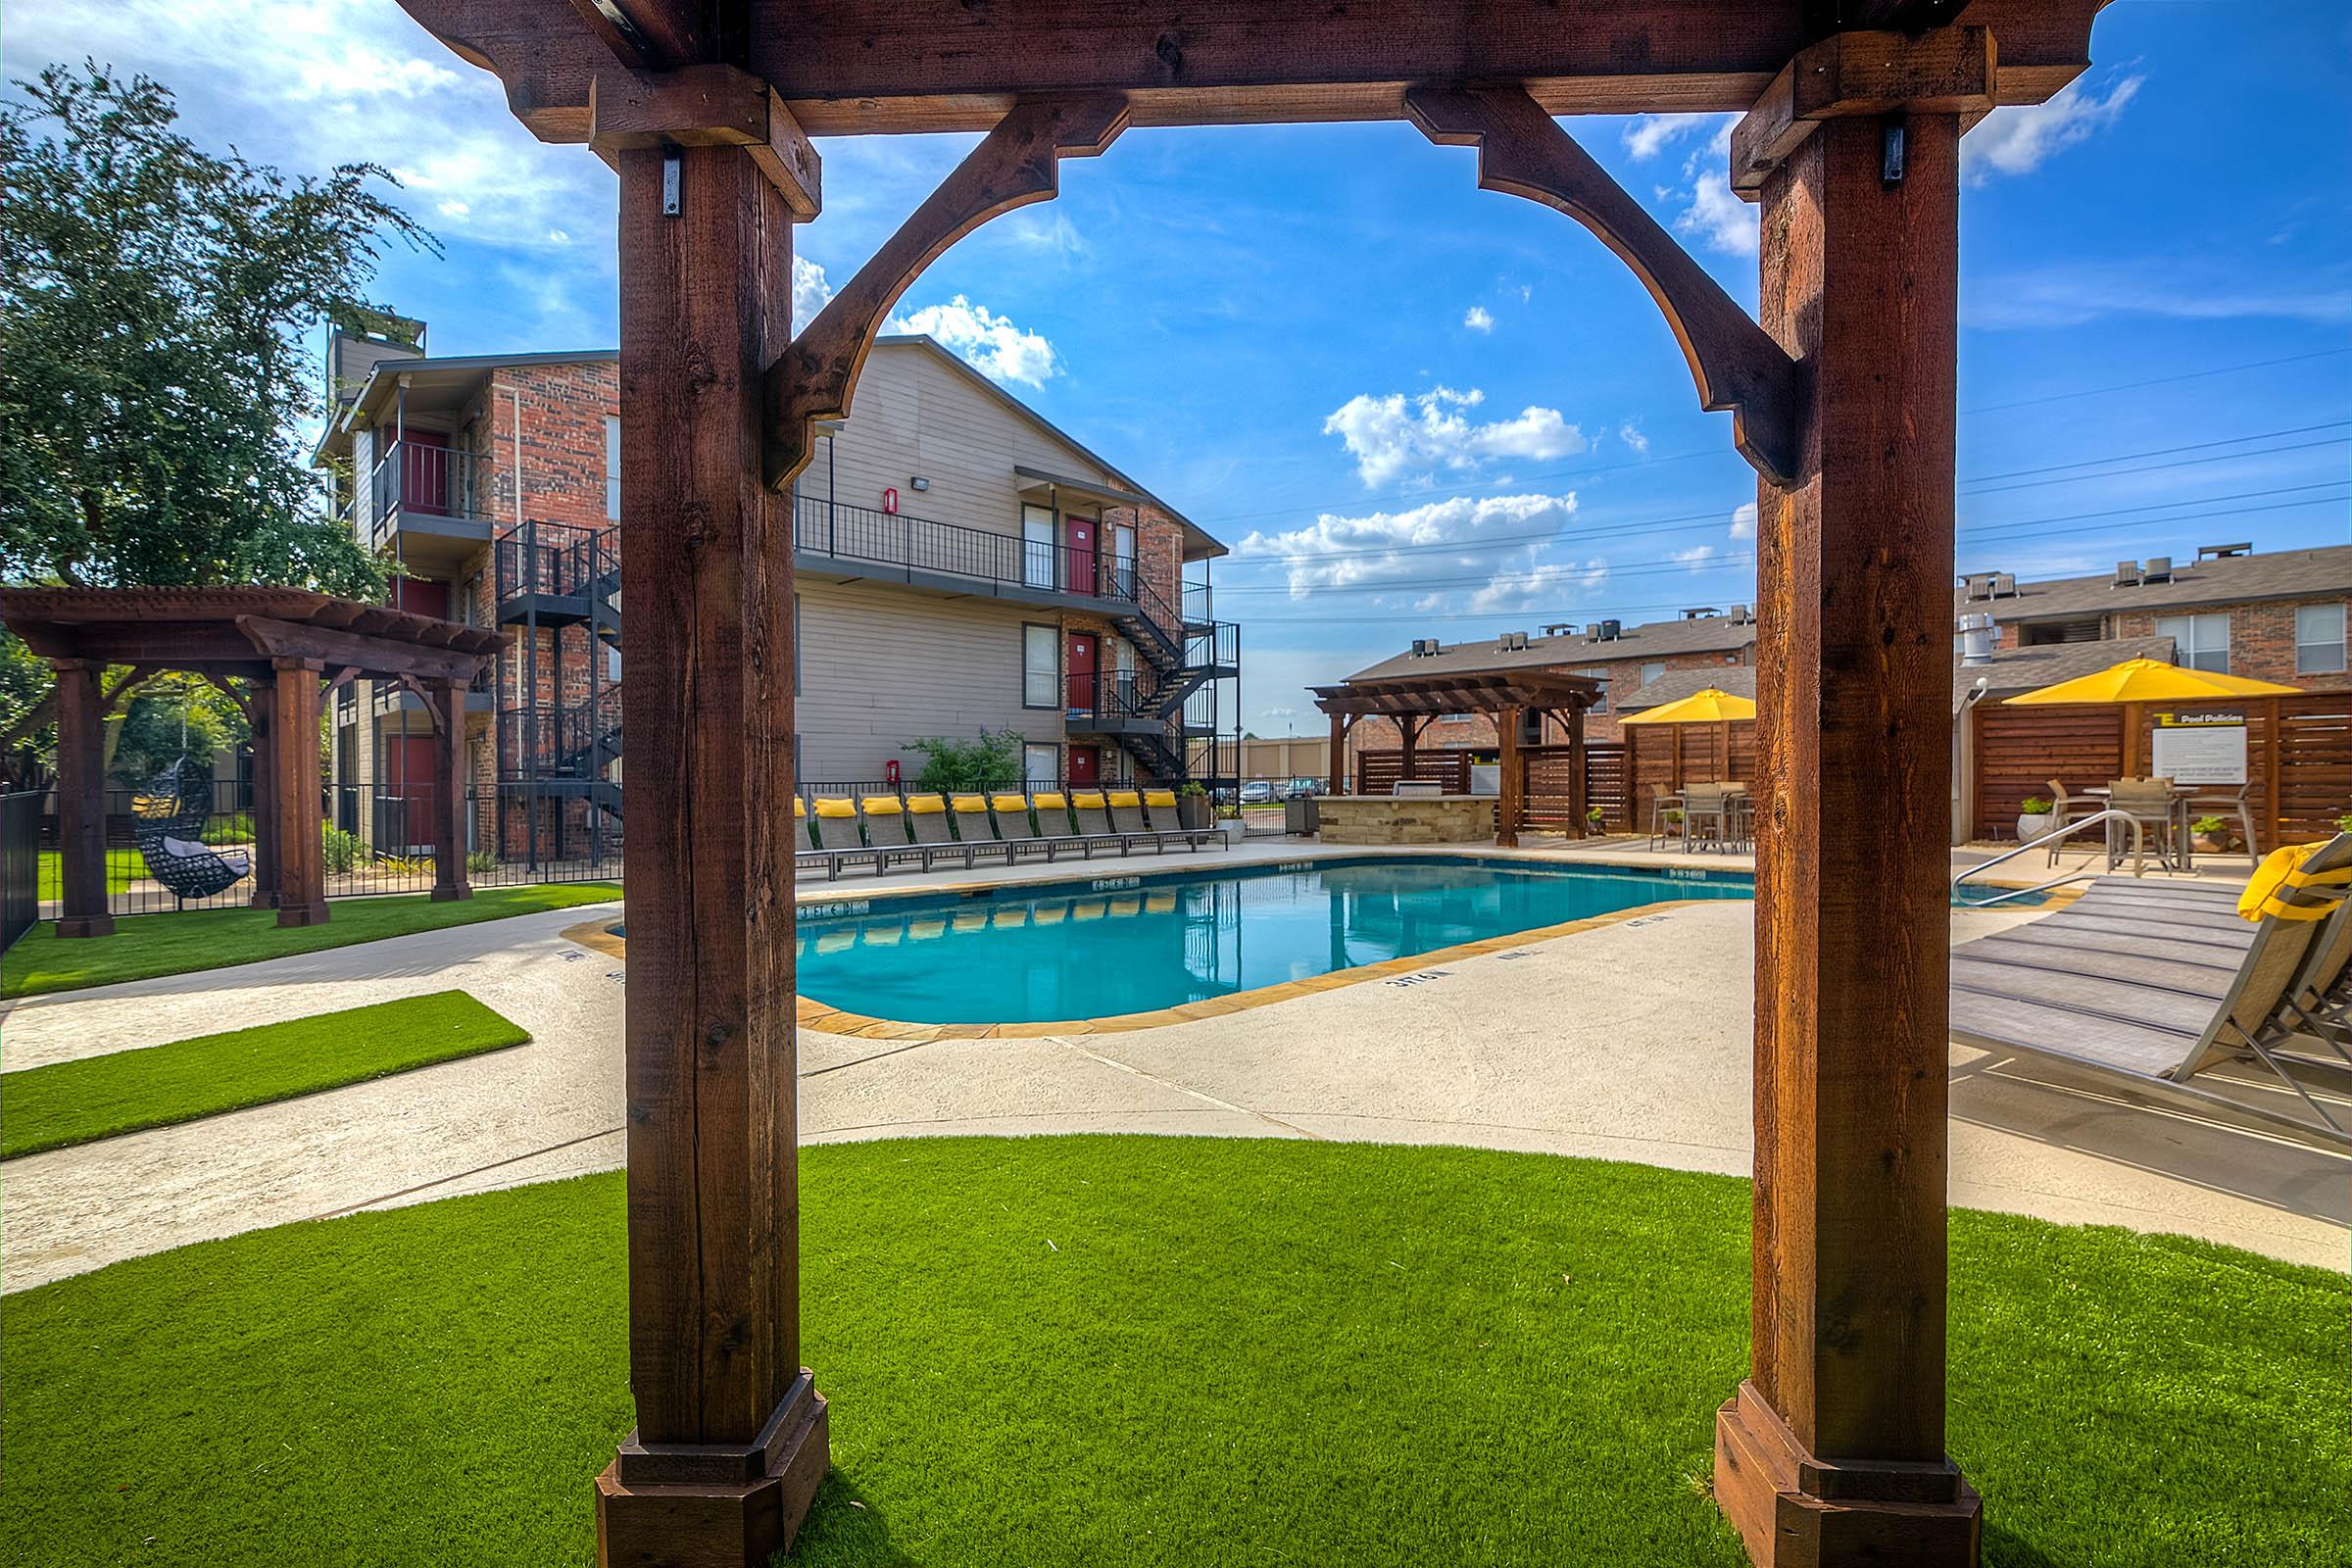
604 416 620 519
1573 665 1609 714
1023 743 1060 784
1022 624 1058 709
2155 612 2230 674
2296 603 2345 675
605 643 622 682
1639 662 1666 688
1021 506 1057 589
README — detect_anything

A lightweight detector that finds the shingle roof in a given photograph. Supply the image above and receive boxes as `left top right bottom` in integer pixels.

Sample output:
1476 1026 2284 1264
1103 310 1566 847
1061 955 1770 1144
1613 634 2180 717
1348 612 1757 681
1962 545 2352 624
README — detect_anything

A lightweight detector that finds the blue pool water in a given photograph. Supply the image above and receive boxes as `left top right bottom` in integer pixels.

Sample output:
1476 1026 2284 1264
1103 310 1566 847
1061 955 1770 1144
791 856 1756 1025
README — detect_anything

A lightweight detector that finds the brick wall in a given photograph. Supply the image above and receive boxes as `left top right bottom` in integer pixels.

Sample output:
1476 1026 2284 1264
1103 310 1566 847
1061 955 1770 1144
2111 597 2352 690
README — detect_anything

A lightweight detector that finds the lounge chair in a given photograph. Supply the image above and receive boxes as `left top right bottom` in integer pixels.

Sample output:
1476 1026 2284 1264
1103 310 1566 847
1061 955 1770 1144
901 793 965 871
948 794 1016 867
990 793 1056 861
1143 789 1220 852
808 796 881 880
1107 790 1179 854
1948 836 2352 1148
860 795 927 871
1070 790 1128 856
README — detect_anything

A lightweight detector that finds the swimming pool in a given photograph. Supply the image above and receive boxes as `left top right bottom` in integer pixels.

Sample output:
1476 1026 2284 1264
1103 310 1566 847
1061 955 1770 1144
792 855 1754 1026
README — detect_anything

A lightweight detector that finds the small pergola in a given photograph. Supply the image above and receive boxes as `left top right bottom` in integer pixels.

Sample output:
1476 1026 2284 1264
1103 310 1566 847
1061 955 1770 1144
0 587 506 935
1312 667 1601 846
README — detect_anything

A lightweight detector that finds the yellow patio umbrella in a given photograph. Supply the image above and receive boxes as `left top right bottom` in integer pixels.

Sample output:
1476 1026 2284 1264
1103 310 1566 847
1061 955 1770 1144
2001 655 2298 789
1618 686 1758 725
1621 687 1756 797
2000 656 2297 707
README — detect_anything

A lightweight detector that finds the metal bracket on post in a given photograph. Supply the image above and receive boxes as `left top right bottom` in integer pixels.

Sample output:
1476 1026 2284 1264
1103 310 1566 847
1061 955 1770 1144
662 149 681 215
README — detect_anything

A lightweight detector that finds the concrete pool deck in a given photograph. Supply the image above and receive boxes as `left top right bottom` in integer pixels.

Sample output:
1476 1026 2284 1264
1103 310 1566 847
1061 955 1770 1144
2 839 2339 1291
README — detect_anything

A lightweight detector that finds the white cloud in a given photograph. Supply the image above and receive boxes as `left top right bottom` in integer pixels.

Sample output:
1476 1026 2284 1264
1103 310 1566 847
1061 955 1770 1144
1730 502 1756 540
1322 387 1587 486
1260 705 1298 720
1963 262 2352 330
886 295 1059 386
1624 113 1720 162
1463 305 1495 332
1967 74 2144 183
793 255 834 324
1235 492 1595 616
1672 544 1717 572
1465 553 1609 615
1676 175 1757 258
1618 422 1649 454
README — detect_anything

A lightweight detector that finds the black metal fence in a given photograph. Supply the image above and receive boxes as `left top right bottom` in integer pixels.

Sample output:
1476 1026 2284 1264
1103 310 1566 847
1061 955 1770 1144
1 790 38 951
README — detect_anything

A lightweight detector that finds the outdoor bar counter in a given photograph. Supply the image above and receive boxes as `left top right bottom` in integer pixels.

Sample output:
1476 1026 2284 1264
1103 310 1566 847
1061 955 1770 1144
1315 794 1496 846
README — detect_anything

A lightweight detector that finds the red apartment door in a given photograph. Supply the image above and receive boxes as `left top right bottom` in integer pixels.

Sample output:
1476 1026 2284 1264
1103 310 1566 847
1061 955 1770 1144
399 429 451 515
1065 516 1097 595
1065 631 1098 711
390 576 450 618
391 735 440 853
1067 745 1101 785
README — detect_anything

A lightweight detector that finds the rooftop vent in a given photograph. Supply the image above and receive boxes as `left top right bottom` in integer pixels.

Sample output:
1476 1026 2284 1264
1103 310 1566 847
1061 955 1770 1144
1958 612 1996 667
2198 542 2254 561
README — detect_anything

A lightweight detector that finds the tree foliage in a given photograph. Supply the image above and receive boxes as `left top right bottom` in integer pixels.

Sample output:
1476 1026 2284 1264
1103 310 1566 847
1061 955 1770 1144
906 729 1027 793
0 63 429 594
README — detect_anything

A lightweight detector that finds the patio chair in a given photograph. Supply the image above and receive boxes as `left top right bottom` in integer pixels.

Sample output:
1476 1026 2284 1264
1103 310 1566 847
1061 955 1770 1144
808 797 881 880
2103 777 2183 873
1107 790 1181 854
1947 834 2352 1150
1680 783 1739 854
948 794 1017 868
2042 778 2104 867
902 793 964 870
1070 791 1132 856
2182 781 2261 866
990 792 1057 861
129 759 250 901
1143 789 1221 852
859 795 927 872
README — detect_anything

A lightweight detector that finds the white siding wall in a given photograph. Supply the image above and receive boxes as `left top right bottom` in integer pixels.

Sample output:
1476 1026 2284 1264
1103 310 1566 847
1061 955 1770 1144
794 578 1065 783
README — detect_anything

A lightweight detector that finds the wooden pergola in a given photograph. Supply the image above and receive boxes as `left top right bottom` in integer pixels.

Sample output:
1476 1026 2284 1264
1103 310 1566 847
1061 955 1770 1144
1312 667 1601 846
0 588 506 934
388 5 2113 1565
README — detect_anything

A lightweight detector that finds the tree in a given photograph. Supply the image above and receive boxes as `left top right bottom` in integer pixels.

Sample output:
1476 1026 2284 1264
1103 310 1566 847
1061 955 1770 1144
0 62 428 595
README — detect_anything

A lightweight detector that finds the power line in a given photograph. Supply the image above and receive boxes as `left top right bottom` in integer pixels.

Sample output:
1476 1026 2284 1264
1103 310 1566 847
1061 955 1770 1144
1956 420 2349 485
1960 347 2349 416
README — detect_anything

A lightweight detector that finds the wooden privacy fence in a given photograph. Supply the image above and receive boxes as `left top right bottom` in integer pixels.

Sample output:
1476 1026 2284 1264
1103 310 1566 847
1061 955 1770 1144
1973 693 2352 851
1352 743 1632 834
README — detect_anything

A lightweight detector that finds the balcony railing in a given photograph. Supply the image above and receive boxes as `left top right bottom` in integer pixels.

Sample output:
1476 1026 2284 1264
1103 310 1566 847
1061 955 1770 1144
496 518 618 604
368 440 489 535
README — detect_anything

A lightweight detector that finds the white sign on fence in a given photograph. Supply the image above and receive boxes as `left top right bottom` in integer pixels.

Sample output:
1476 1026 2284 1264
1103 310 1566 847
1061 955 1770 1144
2151 722 2247 786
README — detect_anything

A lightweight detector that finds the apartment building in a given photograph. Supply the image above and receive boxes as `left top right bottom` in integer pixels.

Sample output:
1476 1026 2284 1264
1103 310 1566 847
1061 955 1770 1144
1956 541 2352 688
315 321 1239 862
1338 606 1758 780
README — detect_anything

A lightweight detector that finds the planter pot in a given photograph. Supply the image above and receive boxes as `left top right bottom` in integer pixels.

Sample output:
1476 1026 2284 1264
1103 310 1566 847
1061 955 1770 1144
1178 795 1211 830
2018 812 2054 843
1218 819 1248 847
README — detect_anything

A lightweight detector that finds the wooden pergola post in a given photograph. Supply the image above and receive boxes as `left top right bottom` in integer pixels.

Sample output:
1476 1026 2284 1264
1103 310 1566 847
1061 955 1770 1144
247 680 280 909
51 660 113 939
270 657 328 927
1496 703 1523 847
1398 713 1424 779
1327 710 1350 793
430 679 472 902
1718 54 1982 1566
594 132 827 1565
1566 707 1589 837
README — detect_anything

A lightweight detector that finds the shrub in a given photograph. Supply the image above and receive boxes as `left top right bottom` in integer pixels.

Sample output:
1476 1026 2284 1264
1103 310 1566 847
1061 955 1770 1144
466 851 498 874
906 729 1024 793
2021 796 2053 815
2192 815 2228 838
2336 813 2352 835
321 825 363 875
200 810 254 846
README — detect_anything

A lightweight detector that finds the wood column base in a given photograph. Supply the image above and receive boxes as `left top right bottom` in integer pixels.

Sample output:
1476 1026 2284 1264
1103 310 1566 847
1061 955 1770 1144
1714 1382 1980 1568
597 1373 829 1568
274 902 330 929
429 885 473 903
54 913 115 939
248 889 280 909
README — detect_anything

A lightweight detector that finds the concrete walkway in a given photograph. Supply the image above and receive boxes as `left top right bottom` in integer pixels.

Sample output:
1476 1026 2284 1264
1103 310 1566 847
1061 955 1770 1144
4 848 2342 1292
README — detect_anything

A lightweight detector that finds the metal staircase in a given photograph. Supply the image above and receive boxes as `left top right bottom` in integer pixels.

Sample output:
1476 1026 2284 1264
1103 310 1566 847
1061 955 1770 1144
494 519 623 863
1068 578 1241 788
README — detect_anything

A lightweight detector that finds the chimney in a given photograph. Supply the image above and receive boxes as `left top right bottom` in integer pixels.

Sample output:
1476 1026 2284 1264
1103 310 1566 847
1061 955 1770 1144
1958 612 1996 666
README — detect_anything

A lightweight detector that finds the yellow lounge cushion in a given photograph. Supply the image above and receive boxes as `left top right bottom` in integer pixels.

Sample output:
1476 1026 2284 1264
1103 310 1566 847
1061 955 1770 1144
991 793 1030 812
813 797 858 819
1072 792 1107 808
1143 790 1179 808
906 793 948 814
951 795 990 813
1032 792 1068 809
1107 790 1143 808
794 797 807 815
860 795 905 815
2238 841 2352 922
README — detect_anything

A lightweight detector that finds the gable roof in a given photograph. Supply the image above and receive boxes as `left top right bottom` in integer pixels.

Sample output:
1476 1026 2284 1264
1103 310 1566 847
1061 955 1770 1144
1349 612 1757 682
1963 544 2352 624
1614 634 2181 718
869 335 1223 560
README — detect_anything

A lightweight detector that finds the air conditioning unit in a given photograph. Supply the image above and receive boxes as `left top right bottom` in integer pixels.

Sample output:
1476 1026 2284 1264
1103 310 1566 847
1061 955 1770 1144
2142 556 2175 584
1409 638 1438 656
1730 603 1751 623
2114 561 2141 588
1499 630 1530 651
1598 618 1623 641
1990 572 2016 599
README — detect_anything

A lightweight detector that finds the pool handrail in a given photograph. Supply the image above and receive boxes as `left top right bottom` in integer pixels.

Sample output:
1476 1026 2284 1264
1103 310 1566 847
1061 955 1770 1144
1951 808 2147 909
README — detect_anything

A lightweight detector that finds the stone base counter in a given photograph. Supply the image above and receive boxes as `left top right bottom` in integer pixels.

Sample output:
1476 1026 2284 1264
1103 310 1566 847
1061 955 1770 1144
1315 794 1497 846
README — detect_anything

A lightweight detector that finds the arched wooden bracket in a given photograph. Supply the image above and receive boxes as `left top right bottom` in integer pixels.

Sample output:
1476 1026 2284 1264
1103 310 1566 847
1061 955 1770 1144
762 93 1130 489
1404 84 1805 490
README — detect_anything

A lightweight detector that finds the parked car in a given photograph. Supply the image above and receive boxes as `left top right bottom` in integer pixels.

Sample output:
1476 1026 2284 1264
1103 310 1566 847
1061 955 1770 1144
1240 780 1276 805
1280 777 1323 800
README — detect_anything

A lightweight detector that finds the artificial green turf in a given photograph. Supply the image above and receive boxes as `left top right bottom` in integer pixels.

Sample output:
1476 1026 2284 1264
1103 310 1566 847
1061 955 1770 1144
0 991 528 1159
2 1139 2341 1568
1 881 621 999
32 848 144 901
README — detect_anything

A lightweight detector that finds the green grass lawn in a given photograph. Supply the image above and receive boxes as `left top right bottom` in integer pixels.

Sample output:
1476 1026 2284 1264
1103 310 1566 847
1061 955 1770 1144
1 1139 2339 1568
1 881 621 999
33 848 146 901
0 991 527 1159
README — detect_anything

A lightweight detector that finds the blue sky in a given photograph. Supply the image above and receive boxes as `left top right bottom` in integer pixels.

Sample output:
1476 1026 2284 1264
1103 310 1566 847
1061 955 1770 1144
13 1 2348 734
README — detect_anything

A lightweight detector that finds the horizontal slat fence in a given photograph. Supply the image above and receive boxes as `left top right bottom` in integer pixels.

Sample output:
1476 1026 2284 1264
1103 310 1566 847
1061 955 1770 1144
1971 704 2124 839
1584 743 1630 831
